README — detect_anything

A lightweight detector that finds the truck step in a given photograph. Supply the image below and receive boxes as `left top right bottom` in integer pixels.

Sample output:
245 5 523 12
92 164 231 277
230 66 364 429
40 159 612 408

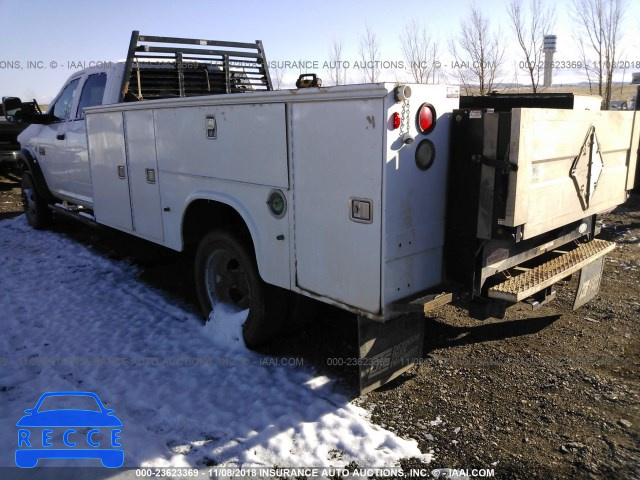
49 203 98 227
488 239 615 302
392 286 460 314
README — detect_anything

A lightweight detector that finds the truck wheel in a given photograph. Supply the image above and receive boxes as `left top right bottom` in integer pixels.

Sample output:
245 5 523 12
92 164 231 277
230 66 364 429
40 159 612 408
21 173 50 229
194 229 288 348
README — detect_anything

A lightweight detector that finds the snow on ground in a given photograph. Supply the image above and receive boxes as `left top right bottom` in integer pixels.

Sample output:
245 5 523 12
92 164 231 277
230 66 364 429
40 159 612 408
0 216 432 469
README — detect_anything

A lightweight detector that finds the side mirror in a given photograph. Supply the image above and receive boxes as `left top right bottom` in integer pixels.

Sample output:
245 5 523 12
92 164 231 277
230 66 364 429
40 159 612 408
2 96 50 124
2 97 23 123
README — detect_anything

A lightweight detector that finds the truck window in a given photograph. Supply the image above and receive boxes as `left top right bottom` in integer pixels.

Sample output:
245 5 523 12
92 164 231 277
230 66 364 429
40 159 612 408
51 78 80 122
76 73 107 118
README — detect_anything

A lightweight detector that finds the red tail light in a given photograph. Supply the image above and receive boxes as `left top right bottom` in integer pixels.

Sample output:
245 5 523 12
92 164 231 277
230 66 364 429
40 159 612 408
417 103 436 134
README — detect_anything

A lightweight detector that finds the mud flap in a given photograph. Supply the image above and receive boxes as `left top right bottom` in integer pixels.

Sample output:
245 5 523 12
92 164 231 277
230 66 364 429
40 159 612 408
358 314 425 395
573 256 605 310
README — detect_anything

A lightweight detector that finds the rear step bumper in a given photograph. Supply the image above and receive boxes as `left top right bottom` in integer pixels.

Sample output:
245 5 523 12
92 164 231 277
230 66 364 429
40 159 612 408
488 239 615 302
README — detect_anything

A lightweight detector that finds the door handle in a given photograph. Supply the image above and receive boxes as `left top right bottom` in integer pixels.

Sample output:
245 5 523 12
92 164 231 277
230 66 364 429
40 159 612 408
56 133 65 140
117 165 126 179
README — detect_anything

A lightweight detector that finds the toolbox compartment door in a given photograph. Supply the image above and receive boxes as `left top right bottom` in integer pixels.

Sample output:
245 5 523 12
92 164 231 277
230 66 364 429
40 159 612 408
86 111 133 232
291 99 383 314
124 110 164 242
153 104 288 189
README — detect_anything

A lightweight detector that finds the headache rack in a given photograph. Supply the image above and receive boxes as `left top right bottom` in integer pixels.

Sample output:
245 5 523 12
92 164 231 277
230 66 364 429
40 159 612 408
120 31 273 101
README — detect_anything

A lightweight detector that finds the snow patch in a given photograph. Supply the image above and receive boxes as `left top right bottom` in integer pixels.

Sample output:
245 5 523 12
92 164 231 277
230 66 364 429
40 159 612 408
0 216 431 469
203 303 248 348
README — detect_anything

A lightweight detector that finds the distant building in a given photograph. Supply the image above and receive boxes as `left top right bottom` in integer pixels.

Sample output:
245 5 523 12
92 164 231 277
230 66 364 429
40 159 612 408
543 35 557 87
632 72 640 84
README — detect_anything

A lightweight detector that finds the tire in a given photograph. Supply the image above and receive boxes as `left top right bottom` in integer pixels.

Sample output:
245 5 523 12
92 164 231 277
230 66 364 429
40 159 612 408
194 229 288 348
21 172 51 229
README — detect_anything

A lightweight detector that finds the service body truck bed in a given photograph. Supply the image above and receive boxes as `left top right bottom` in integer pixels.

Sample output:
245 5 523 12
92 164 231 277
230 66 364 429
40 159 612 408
84 83 459 319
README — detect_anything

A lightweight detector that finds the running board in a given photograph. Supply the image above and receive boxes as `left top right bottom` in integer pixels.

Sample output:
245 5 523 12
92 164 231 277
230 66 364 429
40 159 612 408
49 203 98 227
488 239 615 302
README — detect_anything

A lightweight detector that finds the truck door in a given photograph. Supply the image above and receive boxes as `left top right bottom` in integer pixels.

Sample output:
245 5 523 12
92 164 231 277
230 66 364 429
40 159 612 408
67 72 107 206
35 77 80 196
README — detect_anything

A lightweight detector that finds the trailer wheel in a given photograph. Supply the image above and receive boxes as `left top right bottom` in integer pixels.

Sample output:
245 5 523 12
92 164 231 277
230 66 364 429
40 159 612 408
194 229 288 348
21 173 50 229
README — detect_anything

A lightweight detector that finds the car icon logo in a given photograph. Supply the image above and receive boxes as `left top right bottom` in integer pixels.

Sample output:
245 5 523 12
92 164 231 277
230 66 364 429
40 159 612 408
16 391 123 468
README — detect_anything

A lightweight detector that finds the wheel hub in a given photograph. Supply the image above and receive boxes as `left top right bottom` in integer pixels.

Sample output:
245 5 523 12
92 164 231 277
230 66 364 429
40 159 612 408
204 250 250 310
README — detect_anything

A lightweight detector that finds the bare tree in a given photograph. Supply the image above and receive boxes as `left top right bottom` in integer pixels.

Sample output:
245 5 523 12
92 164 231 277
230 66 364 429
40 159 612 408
327 39 347 86
577 37 595 93
449 5 505 94
400 21 441 84
359 25 380 83
572 0 626 109
271 66 285 90
508 0 555 92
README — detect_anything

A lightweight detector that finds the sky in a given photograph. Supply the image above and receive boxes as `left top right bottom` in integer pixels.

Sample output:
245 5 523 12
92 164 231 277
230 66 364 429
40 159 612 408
0 0 638 103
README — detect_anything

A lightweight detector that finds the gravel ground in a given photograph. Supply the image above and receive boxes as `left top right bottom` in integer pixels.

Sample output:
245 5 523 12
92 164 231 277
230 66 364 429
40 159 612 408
1 164 638 479
359 197 640 479
0 164 21 219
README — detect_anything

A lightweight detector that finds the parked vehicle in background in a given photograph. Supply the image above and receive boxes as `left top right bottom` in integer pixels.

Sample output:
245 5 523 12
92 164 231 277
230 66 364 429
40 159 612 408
610 100 626 110
620 92 638 111
0 105 27 165
3 32 639 393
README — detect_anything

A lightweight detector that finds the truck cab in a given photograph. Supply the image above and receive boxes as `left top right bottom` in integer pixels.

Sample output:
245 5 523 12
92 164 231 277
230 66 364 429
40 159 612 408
17 64 125 208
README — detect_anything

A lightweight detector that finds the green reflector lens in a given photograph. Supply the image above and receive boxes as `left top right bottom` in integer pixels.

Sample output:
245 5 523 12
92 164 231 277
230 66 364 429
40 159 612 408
267 190 287 218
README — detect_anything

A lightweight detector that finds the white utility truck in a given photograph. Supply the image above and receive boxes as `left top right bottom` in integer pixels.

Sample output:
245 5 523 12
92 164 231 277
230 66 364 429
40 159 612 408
4 32 639 392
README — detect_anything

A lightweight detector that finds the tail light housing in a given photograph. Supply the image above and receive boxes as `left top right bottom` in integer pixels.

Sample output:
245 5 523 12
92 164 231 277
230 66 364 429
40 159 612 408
417 103 436 134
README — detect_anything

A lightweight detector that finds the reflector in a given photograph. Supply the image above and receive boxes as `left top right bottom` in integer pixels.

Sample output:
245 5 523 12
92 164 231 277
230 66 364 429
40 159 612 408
415 139 435 171
392 112 401 129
